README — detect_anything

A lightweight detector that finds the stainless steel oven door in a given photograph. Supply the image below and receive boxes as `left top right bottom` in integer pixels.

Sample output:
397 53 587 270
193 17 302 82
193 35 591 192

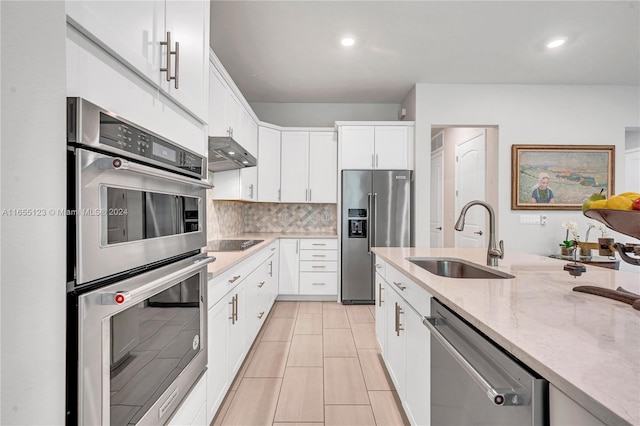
78 253 213 426
74 148 210 284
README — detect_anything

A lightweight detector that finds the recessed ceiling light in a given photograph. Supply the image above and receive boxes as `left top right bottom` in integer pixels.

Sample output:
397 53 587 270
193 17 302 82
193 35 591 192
227 151 235 155
546 37 567 49
340 36 356 47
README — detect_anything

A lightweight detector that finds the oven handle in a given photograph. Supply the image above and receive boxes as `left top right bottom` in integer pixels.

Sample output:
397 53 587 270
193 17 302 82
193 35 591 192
423 316 525 407
101 255 214 307
95 157 213 189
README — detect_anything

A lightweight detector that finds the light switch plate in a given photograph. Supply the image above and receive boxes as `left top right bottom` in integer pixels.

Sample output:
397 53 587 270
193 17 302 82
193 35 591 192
520 214 541 225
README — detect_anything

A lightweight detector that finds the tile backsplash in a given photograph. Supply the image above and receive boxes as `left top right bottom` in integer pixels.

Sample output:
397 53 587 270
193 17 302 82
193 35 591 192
244 203 337 233
206 198 337 239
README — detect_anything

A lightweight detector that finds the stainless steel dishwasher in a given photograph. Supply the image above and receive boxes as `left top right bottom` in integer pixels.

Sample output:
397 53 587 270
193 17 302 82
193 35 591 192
424 298 548 425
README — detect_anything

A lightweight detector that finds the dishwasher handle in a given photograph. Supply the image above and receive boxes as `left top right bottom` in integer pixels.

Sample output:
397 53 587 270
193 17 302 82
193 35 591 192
423 316 525 407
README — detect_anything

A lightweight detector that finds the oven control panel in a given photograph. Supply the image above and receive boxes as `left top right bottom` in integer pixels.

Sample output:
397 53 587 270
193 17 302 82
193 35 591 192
99 113 204 178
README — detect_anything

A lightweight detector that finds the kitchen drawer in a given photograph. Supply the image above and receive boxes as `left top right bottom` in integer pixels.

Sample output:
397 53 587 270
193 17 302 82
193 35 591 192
385 264 430 317
300 250 338 261
300 272 338 295
299 260 337 272
208 249 269 309
300 239 338 250
374 255 387 280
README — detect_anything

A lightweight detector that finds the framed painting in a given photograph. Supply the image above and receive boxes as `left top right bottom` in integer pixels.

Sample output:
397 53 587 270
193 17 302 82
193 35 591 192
511 145 615 210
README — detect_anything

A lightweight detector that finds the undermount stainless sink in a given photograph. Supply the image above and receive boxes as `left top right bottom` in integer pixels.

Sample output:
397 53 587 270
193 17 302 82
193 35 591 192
407 257 515 279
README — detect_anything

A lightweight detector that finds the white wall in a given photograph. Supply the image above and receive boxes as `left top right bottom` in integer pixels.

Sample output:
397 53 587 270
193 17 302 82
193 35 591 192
250 102 401 127
413 84 640 271
1 2 67 424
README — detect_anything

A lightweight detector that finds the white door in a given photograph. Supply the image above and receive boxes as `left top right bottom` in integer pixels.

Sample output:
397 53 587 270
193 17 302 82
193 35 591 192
165 0 209 120
206 299 229 423
430 150 444 248
339 126 375 169
625 148 640 191
280 132 310 202
209 66 229 136
374 126 408 169
240 167 257 201
309 131 337 202
278 239 300 295
257 126 281 202
66 1 165 85
227 284 246 378
455 132 486 248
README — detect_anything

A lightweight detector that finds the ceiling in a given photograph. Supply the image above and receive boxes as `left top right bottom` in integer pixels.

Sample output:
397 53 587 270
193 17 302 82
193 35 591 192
210 1 640 104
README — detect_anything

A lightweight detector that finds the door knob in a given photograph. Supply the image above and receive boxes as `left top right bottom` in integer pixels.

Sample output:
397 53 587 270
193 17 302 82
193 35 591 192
475 230 483 235
436 227 442 230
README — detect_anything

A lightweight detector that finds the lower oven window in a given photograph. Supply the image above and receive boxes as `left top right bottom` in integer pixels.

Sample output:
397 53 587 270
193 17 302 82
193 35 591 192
109 275 201 425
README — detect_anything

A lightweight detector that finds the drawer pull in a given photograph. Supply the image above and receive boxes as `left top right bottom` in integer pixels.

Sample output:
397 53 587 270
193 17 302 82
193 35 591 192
312 265 326 269
393 281 406 291
312 254 326 257
228 275 241 284
257 311 265 319
258 281 265 288
378 283 384 307
312 282 326 286
312 243 326 246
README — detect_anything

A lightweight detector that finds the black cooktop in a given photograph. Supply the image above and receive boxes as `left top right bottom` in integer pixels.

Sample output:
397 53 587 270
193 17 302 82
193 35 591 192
207 239 263 252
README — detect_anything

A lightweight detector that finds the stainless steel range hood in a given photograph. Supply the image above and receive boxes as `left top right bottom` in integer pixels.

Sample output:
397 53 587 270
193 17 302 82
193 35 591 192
208 136 257 172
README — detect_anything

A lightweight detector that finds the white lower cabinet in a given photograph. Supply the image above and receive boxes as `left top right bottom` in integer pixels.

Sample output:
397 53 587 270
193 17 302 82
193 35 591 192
278 239 300 295
168 372 207 426
377 258 431 426
278 238 338 296
206 243 278 424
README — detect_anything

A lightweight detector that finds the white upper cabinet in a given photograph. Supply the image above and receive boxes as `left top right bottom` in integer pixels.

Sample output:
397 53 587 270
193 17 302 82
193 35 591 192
374 126 409 170
308 132 337 203
258 126 282 202
164 0 209 120
66 0 210 121
208 60 257 157
281 131 337 203
339 123 414 170
212 168 257 201
280 132 310 203
339 126 375 169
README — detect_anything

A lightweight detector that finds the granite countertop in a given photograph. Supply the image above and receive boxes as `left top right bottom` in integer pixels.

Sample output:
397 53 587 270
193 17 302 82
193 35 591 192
372 247 640 426
205 232 337 277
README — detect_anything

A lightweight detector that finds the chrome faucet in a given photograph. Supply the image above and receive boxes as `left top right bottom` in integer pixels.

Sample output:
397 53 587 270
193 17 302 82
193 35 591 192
454 200 504 267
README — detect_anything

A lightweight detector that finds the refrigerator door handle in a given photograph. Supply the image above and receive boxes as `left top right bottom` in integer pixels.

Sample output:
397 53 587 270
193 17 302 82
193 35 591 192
372 192 377 252
367 192 372 254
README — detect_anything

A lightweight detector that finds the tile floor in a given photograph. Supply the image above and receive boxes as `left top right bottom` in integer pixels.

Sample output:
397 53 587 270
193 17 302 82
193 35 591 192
212 301 409 426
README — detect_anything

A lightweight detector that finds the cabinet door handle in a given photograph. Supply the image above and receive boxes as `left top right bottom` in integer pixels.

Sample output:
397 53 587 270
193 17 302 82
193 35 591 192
257 311 265 319
378 283 384 307
277 188 281 201
229 295 236 324
296 240 299 254
229 275 241 284
249 184 254 199
234 294 239 322
375 154 379 168
309 188 312 201
160 32 178 88
268 260 273 277
393 281 406 291
258 281 265 288
305 188 308 201
395 302 403 336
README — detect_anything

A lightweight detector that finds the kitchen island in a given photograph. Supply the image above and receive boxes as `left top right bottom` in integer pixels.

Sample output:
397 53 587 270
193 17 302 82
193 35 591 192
372 247 639 426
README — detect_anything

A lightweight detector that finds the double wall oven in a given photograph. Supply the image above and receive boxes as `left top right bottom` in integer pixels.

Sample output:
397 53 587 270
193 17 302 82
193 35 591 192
66 98 213 425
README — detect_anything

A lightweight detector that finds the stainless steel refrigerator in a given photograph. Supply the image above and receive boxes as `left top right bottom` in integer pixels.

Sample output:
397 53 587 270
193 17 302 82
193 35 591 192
341 170 412 304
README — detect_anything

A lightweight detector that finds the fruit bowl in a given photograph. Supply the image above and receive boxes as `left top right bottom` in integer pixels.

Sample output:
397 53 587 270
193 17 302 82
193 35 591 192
584 209 640 240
